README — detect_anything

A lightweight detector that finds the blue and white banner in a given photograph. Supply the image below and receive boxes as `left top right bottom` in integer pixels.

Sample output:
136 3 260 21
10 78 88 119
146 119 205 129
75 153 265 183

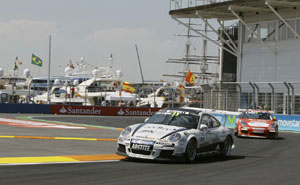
274 114 300 132
211 113 300 132
211 113 238 129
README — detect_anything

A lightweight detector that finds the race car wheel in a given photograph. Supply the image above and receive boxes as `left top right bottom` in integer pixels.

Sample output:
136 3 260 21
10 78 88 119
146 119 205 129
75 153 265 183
234 128 238 136
184 139 197 163
235 129 241 138
220 136 232 159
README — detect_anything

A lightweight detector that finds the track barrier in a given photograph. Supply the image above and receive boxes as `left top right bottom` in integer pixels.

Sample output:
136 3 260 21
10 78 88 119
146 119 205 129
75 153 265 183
0 103 299 131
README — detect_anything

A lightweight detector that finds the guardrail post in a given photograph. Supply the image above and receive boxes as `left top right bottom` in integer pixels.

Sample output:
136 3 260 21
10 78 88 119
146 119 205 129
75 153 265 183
253 83 260 108
288 83 295 115
268 83 275 112
249 82 256 109
85 86 87 106
284 82 290 115
225 89 228 111
236 83 242 110
217 82 223 110
210 88 213 109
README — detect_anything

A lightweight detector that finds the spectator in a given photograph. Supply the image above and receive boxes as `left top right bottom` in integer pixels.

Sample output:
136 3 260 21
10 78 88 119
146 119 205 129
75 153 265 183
70 86 75 98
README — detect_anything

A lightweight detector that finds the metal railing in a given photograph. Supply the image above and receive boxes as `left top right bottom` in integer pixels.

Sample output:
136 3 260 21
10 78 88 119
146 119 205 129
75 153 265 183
12 81 300 115
170 0 233 10
189 82 300 115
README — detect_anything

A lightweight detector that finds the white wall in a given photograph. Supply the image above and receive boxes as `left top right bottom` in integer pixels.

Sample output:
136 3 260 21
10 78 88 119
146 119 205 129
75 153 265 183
241 39 300 82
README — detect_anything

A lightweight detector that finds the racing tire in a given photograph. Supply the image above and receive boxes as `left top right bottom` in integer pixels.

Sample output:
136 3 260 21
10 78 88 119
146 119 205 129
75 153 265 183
235 130 241 138
220 136 233 159
184 139 197 163
234 128 238 137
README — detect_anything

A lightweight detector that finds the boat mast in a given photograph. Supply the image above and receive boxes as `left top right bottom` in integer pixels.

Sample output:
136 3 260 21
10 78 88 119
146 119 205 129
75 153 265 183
135 44 145 84
182 19 192 84
47 35 52 104
163 18 219 85
200 20 208 85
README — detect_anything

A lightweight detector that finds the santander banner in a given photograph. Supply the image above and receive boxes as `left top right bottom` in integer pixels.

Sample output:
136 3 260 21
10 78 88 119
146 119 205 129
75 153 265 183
50 105 161 116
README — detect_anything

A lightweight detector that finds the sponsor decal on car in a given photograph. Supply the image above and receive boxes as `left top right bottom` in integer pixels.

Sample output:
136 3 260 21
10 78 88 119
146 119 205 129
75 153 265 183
131 144 152 151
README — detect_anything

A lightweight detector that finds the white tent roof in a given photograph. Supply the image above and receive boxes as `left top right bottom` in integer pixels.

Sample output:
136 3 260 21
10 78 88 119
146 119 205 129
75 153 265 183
105 91 136 101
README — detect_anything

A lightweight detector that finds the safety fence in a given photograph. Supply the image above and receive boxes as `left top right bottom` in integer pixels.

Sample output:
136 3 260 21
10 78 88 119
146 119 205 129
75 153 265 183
169 0 232 10
193 82 300 115
4 81 300 115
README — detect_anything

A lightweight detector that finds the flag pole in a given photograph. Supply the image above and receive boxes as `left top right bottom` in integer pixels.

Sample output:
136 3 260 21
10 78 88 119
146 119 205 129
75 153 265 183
47 35 52 104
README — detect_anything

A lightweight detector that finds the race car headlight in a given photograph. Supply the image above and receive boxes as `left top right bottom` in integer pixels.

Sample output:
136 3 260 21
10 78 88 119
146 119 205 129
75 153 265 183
241 121 247 127
120 127 132 137
270 123 276 128
167 133 181 142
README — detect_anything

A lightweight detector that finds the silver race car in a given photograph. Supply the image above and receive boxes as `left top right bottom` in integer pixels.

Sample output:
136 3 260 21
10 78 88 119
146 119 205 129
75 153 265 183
117 107 234 162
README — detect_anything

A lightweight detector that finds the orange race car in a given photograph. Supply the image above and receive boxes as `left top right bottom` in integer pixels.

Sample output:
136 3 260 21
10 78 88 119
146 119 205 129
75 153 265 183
235 109 278 138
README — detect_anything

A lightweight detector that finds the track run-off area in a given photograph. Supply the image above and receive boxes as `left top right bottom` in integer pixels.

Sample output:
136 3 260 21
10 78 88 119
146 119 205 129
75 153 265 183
0 113 300 185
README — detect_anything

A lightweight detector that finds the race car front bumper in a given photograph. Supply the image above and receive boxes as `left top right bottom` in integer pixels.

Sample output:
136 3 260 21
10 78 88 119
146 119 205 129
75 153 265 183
116 137 186 160
239 127 278 138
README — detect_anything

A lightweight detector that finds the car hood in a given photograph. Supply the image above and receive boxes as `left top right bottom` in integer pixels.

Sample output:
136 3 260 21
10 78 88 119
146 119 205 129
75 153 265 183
131 123 186 141
242 119 274 127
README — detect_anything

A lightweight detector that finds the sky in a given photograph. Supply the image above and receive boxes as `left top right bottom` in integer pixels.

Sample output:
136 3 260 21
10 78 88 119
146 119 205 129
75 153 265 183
0 0 217 83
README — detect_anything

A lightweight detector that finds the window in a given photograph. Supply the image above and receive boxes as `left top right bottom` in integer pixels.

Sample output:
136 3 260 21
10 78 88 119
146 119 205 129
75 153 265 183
268 21 276 41
210 117 221 128
260 22 268 40
287 19 296 39
279 21 287 40
244 24 260 43
245 26 252 43
201 114 209 126
297 19 300 35
252 24 259 40
146 111 199 129
244 19 300 42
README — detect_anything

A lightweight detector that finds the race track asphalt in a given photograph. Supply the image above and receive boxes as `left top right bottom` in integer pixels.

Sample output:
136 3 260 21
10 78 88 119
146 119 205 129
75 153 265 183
0 114 299 185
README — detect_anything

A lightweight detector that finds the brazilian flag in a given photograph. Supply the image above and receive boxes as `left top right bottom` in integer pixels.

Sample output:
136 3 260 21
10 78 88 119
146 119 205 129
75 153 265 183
31 54 43 67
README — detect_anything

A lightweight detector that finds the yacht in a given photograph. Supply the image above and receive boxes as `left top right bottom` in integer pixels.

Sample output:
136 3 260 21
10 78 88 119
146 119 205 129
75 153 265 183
30 57 91 95
76 67 123 106
33 55 124 106
0 68 34 103
137 83 184 108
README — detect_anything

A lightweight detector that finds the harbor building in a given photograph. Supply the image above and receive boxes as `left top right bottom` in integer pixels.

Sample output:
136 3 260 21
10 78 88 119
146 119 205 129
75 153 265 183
169 0 300 114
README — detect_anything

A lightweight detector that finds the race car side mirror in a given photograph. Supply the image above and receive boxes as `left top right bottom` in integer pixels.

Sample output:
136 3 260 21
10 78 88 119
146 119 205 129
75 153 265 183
144 118 150 122
200 124 208 131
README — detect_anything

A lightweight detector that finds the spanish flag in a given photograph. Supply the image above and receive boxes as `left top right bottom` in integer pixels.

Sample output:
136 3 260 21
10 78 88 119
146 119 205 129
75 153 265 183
179 93 184 103
122 82 136 93
69 60 75 69
185 71 196 85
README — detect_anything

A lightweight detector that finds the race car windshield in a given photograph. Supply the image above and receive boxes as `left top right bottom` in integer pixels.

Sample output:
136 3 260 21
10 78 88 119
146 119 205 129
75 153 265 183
146 112 199 129
241 112 272 120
